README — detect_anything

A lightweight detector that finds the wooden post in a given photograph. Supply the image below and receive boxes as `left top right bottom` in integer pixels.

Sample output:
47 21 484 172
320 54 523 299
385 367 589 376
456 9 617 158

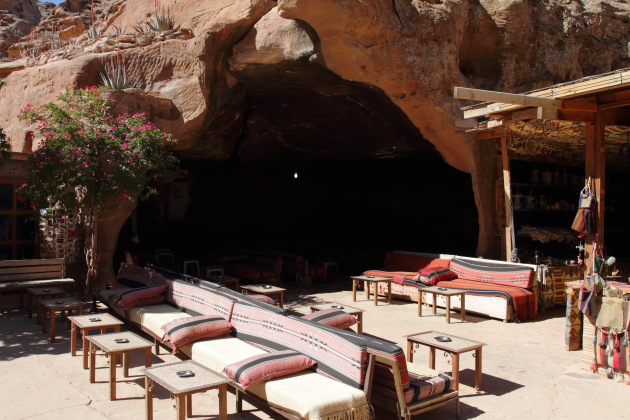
500 133 513 261
583 110 606 287
595 110 606 247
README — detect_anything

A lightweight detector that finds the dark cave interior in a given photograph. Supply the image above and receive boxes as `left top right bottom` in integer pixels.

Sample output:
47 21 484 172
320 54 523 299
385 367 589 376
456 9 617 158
126 156 477 277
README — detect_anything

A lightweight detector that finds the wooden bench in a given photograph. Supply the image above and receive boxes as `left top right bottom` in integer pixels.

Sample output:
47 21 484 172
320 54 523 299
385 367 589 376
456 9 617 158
0 259 75 307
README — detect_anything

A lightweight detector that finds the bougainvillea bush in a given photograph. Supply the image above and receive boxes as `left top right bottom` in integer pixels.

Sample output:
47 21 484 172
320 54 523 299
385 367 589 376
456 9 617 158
19 86 178 209
19 85 179 292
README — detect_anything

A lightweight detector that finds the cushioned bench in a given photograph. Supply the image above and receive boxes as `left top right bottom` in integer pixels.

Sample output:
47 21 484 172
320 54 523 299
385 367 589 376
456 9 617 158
96 263 458 419
363 251 537 322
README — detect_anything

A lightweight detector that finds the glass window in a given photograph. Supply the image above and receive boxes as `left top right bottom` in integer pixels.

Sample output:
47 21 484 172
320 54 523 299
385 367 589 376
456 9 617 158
0 245 11 260
0 181 35 259
16 193 30 211
17 214 35 241
0 215 12 241
0 184 12 211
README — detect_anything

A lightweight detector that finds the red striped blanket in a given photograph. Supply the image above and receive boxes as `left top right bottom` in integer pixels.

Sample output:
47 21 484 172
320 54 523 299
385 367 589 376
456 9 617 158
362 270 536 322
435 278 536 322
362 270 418 285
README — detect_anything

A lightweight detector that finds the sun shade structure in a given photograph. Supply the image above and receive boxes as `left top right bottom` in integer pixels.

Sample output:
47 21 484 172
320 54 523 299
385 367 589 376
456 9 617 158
454 67 630 278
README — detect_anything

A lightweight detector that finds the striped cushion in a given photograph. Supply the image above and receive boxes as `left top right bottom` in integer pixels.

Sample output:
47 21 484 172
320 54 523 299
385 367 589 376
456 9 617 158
373 372 453 404
117 263 152 288
224 350 315 390
213 286 285 314
232 303 368 389
148 271 168 286
417 266 457 285
167 280 236 319
114 285 167 309
301 308 357 330
161 315 232 353
449 257 534 289
409 372 453 402
341 330 411 390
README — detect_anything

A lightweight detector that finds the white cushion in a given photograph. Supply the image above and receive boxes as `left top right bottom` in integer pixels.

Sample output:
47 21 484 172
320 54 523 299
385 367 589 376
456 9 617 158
187 336 369 420
127 304 192 337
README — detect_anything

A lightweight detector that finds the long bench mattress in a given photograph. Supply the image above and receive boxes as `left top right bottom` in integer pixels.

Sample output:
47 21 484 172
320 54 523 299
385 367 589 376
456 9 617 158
362 270 535 322
126 306 372 420
436 278 535 322
187 336 371 420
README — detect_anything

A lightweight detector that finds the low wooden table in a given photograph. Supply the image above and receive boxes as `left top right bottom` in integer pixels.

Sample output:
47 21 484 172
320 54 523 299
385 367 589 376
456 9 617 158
405 331 486 391
87 331 153 400
418 286 466 323
143 360 230 420
239 284 286 308
68 313 124 369
351 275 392 305
310 302 365 334
40 297 84 342
26 287 70 322
205 274 239 290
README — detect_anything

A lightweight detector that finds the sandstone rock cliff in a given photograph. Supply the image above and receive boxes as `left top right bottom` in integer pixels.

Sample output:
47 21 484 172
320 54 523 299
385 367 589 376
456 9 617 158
0 0 629 280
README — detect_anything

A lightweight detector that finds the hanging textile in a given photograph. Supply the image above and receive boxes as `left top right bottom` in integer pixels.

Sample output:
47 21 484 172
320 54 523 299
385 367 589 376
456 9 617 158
571 177 597 236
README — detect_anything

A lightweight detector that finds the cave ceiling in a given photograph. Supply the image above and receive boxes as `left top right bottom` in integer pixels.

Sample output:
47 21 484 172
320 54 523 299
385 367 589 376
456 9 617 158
180 62 438 164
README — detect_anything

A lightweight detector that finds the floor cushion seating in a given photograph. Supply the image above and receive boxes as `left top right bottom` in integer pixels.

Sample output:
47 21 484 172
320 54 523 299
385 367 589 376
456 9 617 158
97 266 457 419
363 251 538 322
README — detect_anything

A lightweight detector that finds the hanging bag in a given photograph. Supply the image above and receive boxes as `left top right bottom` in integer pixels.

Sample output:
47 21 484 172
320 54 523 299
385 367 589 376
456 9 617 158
572 177 597 235
578 286 595 316
593 295 630 376
579 179 594 208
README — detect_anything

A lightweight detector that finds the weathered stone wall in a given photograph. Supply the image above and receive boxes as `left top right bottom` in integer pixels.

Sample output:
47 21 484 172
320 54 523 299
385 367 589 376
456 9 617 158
0 0 628 271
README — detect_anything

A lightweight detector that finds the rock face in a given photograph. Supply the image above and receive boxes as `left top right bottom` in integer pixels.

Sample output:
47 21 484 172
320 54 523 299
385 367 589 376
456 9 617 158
0 0 629 278
0 0 50 61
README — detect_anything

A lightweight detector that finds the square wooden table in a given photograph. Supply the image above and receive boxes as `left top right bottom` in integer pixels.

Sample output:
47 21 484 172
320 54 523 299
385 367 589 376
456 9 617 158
418 286 466 323
351 275 392 305
26 287 70 322
143 360 230 420
405 331 486 391
310 302 365 334
87 331 153 400
40 297 84 342
239 284 285 308
68 313 124 369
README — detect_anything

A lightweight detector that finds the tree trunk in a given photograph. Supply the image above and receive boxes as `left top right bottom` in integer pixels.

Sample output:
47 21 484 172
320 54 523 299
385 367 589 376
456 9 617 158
94 196 137 289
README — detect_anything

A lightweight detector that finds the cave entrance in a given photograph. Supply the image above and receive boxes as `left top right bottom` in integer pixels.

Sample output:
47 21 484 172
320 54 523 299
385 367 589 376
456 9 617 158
125 66 478 280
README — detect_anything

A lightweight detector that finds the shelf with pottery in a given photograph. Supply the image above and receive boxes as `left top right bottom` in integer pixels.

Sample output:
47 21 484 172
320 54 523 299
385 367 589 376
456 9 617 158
509 160 583 265
513 209 574 213
512 182 581 192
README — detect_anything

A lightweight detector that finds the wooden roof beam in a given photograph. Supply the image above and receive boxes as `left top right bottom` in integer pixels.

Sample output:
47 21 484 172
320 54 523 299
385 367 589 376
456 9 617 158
454 87 562 108
455 87 597 119
506 107 594 123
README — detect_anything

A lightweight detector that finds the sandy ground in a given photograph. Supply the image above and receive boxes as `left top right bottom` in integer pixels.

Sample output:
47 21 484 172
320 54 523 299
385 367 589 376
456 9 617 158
1 279 629 420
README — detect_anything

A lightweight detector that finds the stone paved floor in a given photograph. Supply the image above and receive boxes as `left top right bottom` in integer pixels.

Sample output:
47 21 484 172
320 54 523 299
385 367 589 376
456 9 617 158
1 278 628 420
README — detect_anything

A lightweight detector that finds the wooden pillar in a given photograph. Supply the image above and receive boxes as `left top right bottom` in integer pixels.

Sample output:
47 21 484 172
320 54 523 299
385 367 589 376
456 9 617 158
583 110 606 285
500 133 512 261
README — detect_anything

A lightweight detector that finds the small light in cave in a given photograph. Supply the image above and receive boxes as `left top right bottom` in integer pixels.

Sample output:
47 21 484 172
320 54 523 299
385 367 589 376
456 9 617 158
293 171 299 179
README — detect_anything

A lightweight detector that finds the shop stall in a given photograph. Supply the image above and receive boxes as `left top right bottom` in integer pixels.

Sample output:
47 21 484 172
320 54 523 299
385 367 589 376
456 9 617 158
455 68 630 379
